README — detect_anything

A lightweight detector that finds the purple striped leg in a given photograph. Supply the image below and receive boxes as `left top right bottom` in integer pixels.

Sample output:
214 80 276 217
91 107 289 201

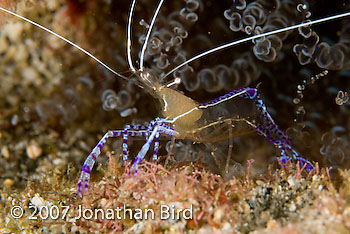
122 124 148 161
153 131 160 161
129 121 178 178
77 120 176 196
122 127 129 161
77 130 120 196
277 144 314 171
243 88 314 171
77 127 148 196
203 87 314 171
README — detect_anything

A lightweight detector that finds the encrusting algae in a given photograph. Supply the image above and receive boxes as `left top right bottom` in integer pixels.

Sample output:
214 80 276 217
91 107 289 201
1 0 350 233
1 155 350 233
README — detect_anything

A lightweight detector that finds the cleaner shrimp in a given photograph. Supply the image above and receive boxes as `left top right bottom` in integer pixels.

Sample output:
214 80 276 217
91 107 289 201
0 1 349 197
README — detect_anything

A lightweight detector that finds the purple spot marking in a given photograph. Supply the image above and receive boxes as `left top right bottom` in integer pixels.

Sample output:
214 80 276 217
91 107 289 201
84 179 89 191
246 88 257 99
77 181 82 194
279 156 289 165
113 132 121 137
134 157 142 165
296 156 314 171
82 164 91 174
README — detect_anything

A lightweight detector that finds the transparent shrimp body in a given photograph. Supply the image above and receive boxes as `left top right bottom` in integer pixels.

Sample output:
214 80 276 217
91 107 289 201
192 87 312 169
140 70 313 171
138 70 202 133
2 2 350 196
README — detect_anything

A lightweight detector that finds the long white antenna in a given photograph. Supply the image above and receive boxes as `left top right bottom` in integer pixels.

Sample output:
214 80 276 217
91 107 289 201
163 11 350 79
139 0 165 70
127 0 137 72
0 6 130 81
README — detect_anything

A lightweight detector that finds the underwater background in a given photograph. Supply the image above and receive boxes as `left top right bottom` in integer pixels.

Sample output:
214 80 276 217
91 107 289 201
0 0 350 233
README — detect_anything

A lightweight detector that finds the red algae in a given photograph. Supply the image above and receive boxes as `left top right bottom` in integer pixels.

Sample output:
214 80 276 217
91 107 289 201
0 0 350 233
